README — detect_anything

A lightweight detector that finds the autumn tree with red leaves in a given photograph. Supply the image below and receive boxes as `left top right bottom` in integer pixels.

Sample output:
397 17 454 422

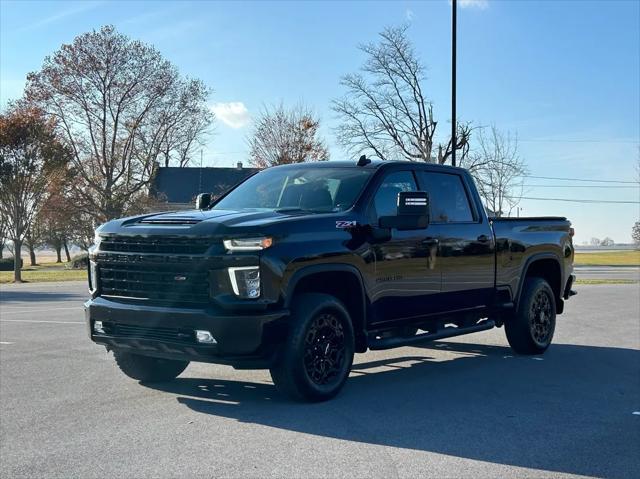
0 103 69 282
25 25 213 223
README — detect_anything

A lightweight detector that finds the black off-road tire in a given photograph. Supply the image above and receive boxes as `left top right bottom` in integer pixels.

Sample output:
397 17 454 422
505 277 556 355
113 351 189 382
269 293 355 402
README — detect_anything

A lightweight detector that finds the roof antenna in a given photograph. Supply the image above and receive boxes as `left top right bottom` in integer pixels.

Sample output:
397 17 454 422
357 154 371 167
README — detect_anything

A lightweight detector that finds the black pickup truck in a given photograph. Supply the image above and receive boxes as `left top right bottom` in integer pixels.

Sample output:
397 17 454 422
86 159 576 401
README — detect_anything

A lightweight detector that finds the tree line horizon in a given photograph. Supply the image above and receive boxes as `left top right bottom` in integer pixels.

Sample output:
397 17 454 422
0 24 527 283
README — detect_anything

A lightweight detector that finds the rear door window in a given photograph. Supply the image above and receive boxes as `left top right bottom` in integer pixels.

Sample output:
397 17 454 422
418 171 475 223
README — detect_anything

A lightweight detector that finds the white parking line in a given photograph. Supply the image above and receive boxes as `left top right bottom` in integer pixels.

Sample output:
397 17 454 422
0 319 83 324
0 341 14 345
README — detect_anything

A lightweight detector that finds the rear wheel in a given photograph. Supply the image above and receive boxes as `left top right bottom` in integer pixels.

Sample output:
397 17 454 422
270 293 354 402
505 277 556 354
113 351 189 382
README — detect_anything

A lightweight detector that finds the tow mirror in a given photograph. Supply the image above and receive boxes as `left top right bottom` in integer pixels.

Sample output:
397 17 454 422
378 191 429 230
195 193 211 210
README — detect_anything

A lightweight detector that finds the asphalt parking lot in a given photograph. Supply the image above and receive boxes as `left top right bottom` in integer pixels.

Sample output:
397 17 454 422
1 280 639 479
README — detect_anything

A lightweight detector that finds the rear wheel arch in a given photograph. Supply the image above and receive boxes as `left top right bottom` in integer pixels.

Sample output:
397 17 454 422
516 254 563 311
285 264 368 353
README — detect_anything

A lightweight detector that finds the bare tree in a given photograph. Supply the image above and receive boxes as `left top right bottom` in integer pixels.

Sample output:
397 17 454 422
24 217 46 266
0 103 69 282
600 237 615 247
25 25 213 223
333 25 470 164
248 103 329 168
461 126 527 217
0 213 6 259
39 177 74 262
141 79 213 168
70 211 100 252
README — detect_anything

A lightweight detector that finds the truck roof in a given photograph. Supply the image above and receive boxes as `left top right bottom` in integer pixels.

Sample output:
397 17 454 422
269 159 466 173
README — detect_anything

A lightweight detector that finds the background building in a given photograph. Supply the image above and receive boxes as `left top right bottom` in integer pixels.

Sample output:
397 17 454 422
150 162 259 210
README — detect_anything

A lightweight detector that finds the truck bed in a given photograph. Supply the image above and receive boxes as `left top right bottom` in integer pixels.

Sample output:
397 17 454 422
491 216 574 301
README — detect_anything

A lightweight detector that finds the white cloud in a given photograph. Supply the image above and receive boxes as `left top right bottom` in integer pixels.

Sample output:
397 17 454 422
210 102 251 129
453 0 489 9
406 9 414 22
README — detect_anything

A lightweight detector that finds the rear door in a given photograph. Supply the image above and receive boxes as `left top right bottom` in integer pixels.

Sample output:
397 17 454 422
416 169 495 312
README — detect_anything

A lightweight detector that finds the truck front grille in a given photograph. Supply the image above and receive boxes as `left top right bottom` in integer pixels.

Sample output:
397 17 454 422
100 235 213 255
96 252 210 304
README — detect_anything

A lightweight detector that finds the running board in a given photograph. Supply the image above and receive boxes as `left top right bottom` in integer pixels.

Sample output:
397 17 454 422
496 301 514 310
368 320 496 351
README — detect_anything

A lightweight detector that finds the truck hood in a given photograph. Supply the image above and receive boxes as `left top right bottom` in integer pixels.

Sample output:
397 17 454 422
97 208 333 236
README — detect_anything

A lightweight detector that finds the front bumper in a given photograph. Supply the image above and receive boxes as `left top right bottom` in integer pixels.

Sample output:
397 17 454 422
85 297 288 368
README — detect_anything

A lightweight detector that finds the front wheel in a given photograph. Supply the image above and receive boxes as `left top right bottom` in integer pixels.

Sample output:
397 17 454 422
505 277 556 354
270 293 355 402
113 351 189 382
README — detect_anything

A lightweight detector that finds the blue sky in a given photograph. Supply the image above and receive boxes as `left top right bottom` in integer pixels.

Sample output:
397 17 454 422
1 0 639 242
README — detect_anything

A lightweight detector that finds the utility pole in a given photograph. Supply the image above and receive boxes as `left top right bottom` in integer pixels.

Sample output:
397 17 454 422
451 0 457 167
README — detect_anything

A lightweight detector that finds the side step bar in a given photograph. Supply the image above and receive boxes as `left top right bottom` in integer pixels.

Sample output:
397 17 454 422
368 320 496 351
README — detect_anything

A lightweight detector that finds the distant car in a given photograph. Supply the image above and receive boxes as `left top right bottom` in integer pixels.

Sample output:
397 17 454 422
85 159 576 401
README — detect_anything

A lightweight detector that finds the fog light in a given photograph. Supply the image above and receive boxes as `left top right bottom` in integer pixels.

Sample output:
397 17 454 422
93 321 105 333
195 330 217 344
228 266 261 299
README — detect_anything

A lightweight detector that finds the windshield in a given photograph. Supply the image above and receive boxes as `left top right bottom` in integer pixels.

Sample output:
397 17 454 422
212 167 373 212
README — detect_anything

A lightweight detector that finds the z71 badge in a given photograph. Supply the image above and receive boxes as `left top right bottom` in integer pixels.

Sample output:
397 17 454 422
335 220 357 229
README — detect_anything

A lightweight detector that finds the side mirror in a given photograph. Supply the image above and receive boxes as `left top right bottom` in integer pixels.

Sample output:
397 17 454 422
378 191 429 230
195 193 211 210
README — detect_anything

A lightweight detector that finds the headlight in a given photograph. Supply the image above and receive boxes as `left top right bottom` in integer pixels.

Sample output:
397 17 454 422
91 232 102 252
223 237 272 252
228 266 261 298
89 260 98 293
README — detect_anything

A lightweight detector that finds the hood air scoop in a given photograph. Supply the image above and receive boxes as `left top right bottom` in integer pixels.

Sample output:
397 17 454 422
138 216 202 225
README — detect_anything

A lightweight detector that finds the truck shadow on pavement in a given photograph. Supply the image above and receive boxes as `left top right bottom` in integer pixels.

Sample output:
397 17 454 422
146 341 639 479
0 290 87 303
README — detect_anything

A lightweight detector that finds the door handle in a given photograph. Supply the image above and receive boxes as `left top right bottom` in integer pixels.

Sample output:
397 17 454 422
477 235 490 243
422 237 439 246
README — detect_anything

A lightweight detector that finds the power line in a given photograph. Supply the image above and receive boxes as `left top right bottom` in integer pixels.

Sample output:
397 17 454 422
521 175 639 184
524 184 640 189
516 196 640 204
518 138 639 144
